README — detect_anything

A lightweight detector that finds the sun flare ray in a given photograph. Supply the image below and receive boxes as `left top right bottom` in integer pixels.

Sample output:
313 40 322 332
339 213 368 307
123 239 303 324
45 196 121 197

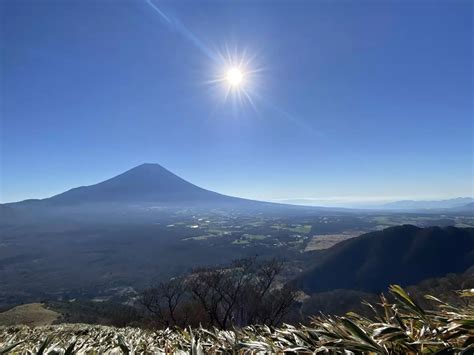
206 46 264 111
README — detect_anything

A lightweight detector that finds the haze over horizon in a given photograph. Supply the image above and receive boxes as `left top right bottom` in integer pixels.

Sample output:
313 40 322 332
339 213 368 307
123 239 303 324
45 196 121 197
2 0 473 203
1 162 472 208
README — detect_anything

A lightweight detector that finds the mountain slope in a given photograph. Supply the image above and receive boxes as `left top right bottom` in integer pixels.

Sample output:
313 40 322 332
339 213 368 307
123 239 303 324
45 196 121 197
0 204 16 220
296 225 474 293
450 201 474 212
45 163 238 205
4 164 321 222
8 164 268 209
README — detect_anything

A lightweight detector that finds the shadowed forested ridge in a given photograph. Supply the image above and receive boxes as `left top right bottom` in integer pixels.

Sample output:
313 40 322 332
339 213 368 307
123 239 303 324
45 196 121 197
296 225 474 293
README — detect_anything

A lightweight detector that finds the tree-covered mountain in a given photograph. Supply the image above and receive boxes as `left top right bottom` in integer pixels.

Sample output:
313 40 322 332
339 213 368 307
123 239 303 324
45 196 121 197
296 225 474 293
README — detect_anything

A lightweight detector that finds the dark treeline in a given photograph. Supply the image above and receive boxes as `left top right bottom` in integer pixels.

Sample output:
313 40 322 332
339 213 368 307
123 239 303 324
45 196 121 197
43 265 474 329
139 257 297 329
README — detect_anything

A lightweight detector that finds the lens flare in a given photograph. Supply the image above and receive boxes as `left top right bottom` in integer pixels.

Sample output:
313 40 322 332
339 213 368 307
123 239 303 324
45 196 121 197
203 45 265 112
226 68 243 86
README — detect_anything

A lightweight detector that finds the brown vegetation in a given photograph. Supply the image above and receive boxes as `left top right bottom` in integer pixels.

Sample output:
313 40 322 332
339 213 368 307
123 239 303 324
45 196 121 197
0 303 60 327
140 258 297 329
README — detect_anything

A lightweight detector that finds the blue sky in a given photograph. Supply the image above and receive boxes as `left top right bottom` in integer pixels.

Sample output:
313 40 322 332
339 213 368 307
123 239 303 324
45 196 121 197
1 0 473 204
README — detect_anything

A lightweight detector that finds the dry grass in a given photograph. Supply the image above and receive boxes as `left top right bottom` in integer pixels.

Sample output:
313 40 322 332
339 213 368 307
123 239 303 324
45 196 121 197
0 303 60 327
304 232 364 251
0 286 473 354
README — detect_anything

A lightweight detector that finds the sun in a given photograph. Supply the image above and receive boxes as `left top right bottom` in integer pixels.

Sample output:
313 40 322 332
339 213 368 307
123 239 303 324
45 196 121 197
226 67 243 87
205 46 264 110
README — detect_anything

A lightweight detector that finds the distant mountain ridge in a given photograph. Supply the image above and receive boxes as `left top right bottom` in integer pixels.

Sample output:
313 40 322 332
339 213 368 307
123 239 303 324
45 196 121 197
5 164 472 213
273 197 474 210
380 197 474 210
450 201 474 211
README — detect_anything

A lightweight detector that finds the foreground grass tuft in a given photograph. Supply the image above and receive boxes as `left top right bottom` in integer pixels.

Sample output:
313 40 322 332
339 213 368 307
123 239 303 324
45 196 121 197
1 285 473 354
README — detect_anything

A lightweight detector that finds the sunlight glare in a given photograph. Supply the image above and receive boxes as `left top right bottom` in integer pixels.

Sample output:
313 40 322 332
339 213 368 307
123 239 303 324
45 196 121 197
226 67 243 86
204 45 264 112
